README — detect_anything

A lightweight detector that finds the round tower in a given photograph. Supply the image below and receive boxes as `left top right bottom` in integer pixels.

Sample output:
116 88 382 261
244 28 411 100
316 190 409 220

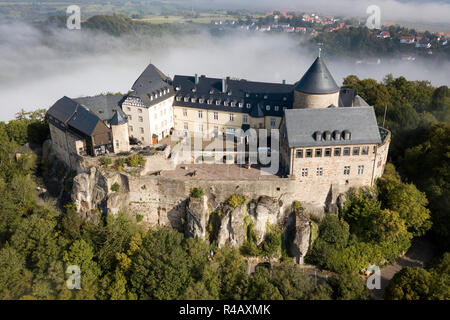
110 111 130 153
293 57 340 109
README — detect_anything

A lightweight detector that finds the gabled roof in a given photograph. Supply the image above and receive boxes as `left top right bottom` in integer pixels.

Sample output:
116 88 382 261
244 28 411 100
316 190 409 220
294 57 340 94
74 94 126 122
129 64 172 106
284 106 381 148
47 96 80 124
67 105 102 136
110 111 127 125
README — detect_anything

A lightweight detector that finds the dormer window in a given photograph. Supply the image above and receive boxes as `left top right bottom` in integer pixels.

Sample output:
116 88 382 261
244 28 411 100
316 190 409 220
228 91 232 96
266 105 270 111
314 131 322 141
343 130 351 140
175 86 180 91
216 100 221 106
176 96 181 101
224 101 229 107
230 101 235 107
264 95 268 99
159 92 162 97
283 97 287 101
246 103 251 109
324 131 331 141
199 98 205 104
245 93 250 98
191 97 196 103
184 97 189 102
192 88 196 93
209 89 214 94
333 130 341 141
238 102 243 108
207 99 213 104
274 106 279 111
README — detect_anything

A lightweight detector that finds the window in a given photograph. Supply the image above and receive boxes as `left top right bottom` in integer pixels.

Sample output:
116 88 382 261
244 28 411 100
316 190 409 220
301 168 308 177
358 165 364 175
306 149 313 158
213 126 219 137
315 148 322 157
266 105 270 111
229 113 234 121
226 127 235 135
130 126 133 132
343 147 350 156
270 118 276 127
344 166 350 175
138 108 142 113
138 116 143 122
184 122 188 130
239 102 243 108
128 115 132 121
115 140 119 147
141 137 144 141
316 167 323 176
362 146 369 155
198 110 203 119
184 97 189 102
224 101 229 107
207 99 212 105
334 148 341 156
274 106 279 111
325 148 332 157
214 112 218 120
264 95 268 99
183 108 187 117
127 107 131 111
230 101 235 107
243 115 248 124
296 150 303 158
216 100 221 106
246 103 251 109
353 147 360 156
140 127 144 134
197 124 203 132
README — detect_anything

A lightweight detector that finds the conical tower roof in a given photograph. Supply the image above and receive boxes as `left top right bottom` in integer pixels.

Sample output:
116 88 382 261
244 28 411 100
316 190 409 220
110 111 127 125
295 57 339 94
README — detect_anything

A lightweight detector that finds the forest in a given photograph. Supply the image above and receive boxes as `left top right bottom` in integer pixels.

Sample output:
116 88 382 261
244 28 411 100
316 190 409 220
0 75 449 300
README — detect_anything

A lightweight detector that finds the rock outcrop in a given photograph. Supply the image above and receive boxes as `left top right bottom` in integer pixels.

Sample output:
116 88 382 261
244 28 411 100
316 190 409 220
185 195 209 239
217 204 247 248
250 196 281 245
286 208 311 264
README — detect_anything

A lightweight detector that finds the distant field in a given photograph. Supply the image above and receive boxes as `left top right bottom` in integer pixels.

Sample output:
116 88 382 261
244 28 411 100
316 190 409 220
133 13 256 25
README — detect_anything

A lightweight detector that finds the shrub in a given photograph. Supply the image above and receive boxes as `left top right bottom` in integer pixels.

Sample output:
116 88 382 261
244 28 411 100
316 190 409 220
127 154 146 167
100 157 112 168
292 200 302 210
227 194 247 208
190 187 204 198
111 182 120 192
136 214 144 223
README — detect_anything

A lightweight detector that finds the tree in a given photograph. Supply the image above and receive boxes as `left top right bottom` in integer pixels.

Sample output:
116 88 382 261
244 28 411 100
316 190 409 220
318 214 349 248
328 272 370 300
214 246 249 299
246 267 283 300
385 267 432 300
270 262 317 300
0 246 32 299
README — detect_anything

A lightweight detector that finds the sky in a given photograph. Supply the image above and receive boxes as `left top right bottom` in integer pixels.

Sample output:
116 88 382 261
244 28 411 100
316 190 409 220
0 20 449 121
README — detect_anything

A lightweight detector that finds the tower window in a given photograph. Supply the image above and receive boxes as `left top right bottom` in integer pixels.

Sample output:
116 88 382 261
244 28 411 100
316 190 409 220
305 149 313 158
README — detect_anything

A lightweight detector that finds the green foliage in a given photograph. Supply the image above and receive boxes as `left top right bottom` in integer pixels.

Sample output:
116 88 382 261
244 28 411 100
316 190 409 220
126 154 146 167
190 187 204 198
318 214 349 248
292 200 302 210
136 214 143 223
100 157 112 168
262 225 283 258
111 182 120 193
328 272 370 300
227 194 247 208
246 267 283 300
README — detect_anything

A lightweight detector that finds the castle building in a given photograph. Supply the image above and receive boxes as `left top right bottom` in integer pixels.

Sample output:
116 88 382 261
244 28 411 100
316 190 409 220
46 57 390 190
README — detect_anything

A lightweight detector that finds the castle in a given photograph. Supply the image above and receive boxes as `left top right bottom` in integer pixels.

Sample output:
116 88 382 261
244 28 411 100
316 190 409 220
47 57 390 208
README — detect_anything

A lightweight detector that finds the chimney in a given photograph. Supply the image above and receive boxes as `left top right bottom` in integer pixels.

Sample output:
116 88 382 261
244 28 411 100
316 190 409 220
195 73 199 85
282 79 286 84
222 78 227 93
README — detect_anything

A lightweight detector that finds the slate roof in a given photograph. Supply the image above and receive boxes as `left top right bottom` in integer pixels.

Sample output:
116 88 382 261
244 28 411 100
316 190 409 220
74 94 126 122
67 105 101 136
284 106 381 148
47 96 80 124
128 64 174 106
110 111 127 125
172 75 294 117
294 57 340 94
